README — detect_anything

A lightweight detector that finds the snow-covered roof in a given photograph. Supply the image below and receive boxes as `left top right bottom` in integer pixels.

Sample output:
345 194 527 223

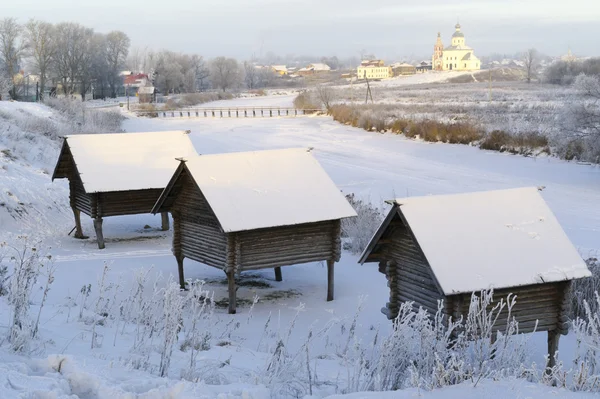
56 131 197 193
361 187 590 295
166 148 357 233
309 63 331 71
271 65 287 72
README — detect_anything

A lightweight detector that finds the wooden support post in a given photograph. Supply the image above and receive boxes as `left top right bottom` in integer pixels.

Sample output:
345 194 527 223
274 267 282 282
72 207 86 239
227 270 237 314
176 255 185 290
161 212 170 231
327 259 334 301
546 329 560 373
270 109 272 117
93 217 105 249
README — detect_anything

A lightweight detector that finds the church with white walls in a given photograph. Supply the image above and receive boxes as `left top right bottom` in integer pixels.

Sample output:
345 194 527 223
432 24 481 71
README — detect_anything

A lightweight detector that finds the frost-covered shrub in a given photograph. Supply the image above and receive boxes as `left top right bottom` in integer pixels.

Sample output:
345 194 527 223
344 290 528 392
294 91 320 112
571 258 600 319
44 97 125 134
2 237 52 352
570 291 600 391
341 194 384 255
357 111 386 132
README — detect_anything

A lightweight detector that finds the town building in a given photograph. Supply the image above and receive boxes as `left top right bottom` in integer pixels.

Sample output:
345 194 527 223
434 24 481 71
270 65 288 76
357 60 392 80
297 63 332 76
432 33 444 71
391 63 417 76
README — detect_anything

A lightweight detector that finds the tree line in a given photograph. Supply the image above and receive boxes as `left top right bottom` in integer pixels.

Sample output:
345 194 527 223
0 18 130 100
0 17 283 101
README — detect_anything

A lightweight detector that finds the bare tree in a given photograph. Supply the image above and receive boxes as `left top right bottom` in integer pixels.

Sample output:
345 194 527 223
209 57 242 92
244 61 258 89
53 22 89 96
193 55 210 91
78 30 100 101
0 18 27 99
24 20 55 100
315 84 335 110
105 31 130 98
523 48 539 84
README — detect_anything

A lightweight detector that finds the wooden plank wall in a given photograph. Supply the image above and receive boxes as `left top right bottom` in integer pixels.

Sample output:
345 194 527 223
236 220 337 271
173 175 227 268
447 281 568 334
98 189 163 217
69 176 92 216
382 225 444 318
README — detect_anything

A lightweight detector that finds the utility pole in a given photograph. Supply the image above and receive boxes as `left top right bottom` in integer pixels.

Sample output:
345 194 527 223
127 84 130 111
365 75 374 104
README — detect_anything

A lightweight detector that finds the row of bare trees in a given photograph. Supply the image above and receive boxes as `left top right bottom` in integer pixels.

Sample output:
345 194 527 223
126 49 278 93
0 17 130 100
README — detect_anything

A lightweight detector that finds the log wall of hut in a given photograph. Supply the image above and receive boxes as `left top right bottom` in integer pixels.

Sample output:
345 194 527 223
236 220 338 271
95 189 163 217
446 281 570 335
170 175 228 268
377 216 444 319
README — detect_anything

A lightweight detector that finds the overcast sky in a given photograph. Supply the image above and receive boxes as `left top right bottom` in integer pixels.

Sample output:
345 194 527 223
4 0 599 60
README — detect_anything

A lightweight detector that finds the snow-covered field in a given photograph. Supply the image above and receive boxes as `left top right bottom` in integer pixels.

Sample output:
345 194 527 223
1 96 600 398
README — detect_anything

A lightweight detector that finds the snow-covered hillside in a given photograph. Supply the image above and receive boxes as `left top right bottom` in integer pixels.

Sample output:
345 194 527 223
1 97 600 398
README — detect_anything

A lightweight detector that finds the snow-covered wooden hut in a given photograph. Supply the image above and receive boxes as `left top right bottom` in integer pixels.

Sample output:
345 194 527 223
359 187 590 366
52 131 197 249
152 148 357 313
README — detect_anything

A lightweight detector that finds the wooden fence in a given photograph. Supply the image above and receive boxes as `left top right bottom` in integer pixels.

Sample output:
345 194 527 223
133 106 324 118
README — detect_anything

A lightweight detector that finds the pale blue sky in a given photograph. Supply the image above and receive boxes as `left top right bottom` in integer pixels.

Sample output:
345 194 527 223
4 0 599 59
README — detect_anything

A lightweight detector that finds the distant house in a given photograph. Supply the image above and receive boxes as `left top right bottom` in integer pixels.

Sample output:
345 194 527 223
416 61 433 73
297 63 332 76
359 187 591 369
357 61 392 80
138 86 156 103
124 73 151 95
391 63 417 76
270 65 288 76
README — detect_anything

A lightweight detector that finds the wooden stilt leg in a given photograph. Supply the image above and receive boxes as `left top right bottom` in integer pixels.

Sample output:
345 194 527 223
72 207 86 239
93 217 105 249
274 267 282 282
546 329 559 374
327 260 334 301
176 256 185 290
161 212 170 231
227 270 237 314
